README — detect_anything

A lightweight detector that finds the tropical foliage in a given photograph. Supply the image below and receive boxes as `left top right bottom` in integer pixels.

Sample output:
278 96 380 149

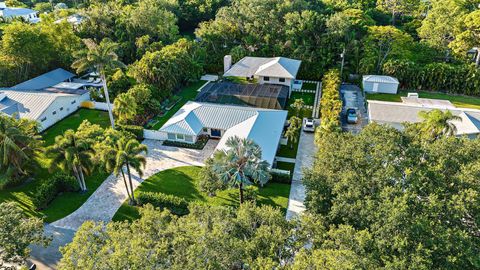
211 136 270 204
319 69 342 133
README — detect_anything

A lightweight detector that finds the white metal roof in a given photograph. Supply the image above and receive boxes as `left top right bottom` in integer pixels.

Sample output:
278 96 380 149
224 57 301 79
12 68 75 90
363 75 399 84
160 101 287 165
52 82 85 90
367 100 480 135
0 90 74 121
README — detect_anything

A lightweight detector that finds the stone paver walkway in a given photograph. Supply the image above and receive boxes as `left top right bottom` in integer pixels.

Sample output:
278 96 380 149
286 130 316 220
30 140 218 269
52 139 218 230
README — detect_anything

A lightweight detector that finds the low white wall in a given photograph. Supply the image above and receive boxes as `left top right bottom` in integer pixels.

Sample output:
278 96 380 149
93 102 114 111
143 129 167 140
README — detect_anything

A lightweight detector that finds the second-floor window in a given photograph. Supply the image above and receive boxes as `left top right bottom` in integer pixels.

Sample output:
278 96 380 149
279 78 285 82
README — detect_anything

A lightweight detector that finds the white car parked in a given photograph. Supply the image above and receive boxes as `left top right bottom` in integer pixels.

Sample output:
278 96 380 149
303 118 315 132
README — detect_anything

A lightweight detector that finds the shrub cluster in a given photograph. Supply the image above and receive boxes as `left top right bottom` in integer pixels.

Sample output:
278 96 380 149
32 173 79 210
270 171 292 184
319 69 342 132
136 191 189 216
118 124 144 140
383 60 480 95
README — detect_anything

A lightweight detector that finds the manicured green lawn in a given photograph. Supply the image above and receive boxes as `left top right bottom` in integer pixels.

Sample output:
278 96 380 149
290 92 316 106
151 81 207 130
42 109 110 145
276 161 295 174
113 166 291 222
366 91 480 110
302 82 317 91
0 109 110 222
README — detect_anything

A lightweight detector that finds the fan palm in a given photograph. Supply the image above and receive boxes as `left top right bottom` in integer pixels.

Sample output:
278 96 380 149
0 115 41 180
212 136 270 204
113 92 137 125
114 138 147 204
418 109 462 139
47 130 93 191
72 38 126 129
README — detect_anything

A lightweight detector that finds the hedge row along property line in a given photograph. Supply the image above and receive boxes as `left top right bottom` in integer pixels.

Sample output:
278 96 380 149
319 69 342 132
383 60 480 96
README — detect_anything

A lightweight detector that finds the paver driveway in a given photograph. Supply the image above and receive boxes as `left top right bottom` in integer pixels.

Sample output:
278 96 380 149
52 139 218 230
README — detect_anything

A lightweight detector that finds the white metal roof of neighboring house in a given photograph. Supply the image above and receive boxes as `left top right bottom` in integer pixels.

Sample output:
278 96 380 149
367 100 480 136
160 101 287 165
0 6 37 17
12 68 76 90
363 75 399 84
0 90 75 121
52 82 86 90
224 57 301 79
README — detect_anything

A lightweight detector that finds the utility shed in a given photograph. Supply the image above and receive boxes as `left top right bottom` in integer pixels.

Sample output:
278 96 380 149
363 75 399 94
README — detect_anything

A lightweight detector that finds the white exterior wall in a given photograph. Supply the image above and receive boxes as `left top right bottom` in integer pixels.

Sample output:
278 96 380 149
37 93 90 131
144 129 168 140
363 81 399 94
257 76 292 88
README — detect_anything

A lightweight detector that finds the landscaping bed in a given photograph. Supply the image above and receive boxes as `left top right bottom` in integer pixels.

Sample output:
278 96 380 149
289 92 316 106
302 82 317 91
113 166 291 222
162 135 209 149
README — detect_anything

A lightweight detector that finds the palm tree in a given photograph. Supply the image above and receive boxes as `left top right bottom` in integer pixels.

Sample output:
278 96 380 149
418 109 462 139
113 92 137 125
72 38 126 129
94 130 137 203
212 136 270 204
285 116 301 149
0 115 41 179
47 130 93 191
114 138 147 204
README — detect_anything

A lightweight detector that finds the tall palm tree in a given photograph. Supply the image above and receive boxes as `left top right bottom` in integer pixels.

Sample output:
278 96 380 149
94 130 135 203
72 38 126 129
0 115 41 179
47 130 93 191
212 136 270 204
114 138 147 204
113 92 137 125
418 109 462 139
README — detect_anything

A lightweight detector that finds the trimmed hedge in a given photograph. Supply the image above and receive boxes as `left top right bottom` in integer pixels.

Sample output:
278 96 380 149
32 173 79 210
163 135 209 149
383 60 480 96
118 124 144 140
136 191 189 215
319 69 342 132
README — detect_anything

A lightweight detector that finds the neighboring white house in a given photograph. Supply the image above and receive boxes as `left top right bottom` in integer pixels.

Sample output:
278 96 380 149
0 68 91 131
158 101 288 166
363 75 399 94
368 97 480 138
223 56 302 95
0 2 40 23
54 14 85 26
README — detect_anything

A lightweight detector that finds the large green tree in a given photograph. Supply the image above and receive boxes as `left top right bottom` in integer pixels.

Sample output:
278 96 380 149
0 202 50 267
304 123 480 269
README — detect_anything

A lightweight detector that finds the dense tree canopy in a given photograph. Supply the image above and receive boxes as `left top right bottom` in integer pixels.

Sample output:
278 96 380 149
304 123 480 269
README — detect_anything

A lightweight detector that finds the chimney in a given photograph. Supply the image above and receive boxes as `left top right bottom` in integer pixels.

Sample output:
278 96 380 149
224 55 232 74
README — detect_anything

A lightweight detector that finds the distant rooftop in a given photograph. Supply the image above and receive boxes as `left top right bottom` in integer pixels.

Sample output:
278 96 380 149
363 75 399 84
224 57 301 79
11 68 76 90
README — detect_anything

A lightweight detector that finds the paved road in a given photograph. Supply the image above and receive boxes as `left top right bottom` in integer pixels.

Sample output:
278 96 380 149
286 130 316 220
29 139 218 269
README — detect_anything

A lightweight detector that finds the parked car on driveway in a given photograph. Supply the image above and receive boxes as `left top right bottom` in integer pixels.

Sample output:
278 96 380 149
346 108 358 124
303 118 315 132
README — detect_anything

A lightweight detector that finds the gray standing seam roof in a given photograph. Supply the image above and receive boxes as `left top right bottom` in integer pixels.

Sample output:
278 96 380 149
12 68 75 90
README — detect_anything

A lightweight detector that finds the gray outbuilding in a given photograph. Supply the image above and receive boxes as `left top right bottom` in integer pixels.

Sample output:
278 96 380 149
362 75 399 94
